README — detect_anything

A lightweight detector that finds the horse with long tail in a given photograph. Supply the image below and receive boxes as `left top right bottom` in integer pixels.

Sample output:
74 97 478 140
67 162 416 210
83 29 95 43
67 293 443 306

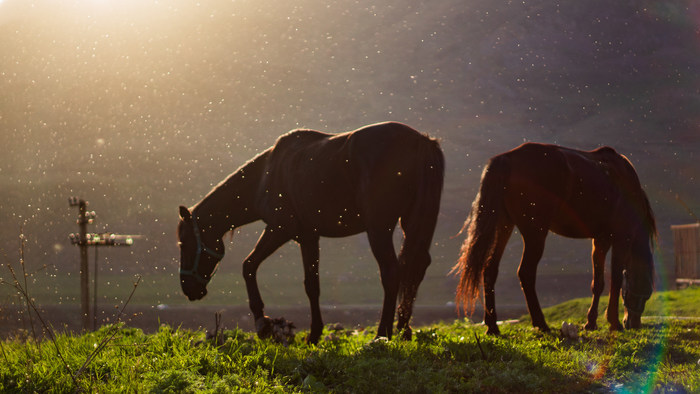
453 143 656 335
178 122 444 343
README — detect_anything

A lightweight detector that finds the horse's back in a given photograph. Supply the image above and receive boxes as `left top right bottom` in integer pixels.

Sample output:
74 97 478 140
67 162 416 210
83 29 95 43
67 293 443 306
347 121 427 145
271 122 432 161
500 142 630 183
496 142 573 192
272 128 334 153
346 122 441 174
260 122 442 237
494 143 634 238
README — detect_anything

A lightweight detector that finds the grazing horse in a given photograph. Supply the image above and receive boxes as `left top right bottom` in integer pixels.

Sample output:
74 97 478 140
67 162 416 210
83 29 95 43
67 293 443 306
453 143 656 335
178 122 444 343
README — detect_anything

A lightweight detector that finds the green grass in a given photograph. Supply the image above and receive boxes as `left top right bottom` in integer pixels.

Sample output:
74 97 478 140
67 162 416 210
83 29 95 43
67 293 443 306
2 287 700 393
539 285 700 325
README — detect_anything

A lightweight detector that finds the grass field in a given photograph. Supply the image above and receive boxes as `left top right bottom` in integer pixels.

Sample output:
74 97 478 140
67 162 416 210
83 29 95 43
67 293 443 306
1 287 699 392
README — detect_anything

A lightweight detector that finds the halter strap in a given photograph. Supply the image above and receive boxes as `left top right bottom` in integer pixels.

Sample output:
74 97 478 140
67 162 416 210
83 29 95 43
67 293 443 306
180 215 224 285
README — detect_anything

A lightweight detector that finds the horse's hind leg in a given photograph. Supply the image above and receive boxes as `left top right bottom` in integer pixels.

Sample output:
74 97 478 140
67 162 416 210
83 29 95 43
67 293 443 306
585 238 610 330
517 230 549 332
367 228 400 340
396 246 430 341
299 237 324 344
483 223 514 335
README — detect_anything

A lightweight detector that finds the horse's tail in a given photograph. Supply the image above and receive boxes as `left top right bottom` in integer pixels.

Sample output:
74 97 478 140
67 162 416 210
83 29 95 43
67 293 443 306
452 155 510 315
398 137 444 298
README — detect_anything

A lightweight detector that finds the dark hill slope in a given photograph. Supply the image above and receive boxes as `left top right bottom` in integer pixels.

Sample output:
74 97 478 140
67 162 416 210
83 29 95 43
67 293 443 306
0 0 697 304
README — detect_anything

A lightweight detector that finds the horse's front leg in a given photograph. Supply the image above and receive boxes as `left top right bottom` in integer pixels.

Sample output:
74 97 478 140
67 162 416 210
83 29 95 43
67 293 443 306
606 252 624 331
299 237 323 344
242 227 290 339
585 238 610 330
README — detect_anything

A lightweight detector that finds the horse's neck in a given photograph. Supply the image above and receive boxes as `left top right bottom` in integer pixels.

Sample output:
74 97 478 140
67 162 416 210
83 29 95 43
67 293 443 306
193 151 268 236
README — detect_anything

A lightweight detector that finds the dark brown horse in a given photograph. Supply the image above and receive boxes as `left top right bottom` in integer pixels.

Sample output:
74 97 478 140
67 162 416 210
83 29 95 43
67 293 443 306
178 122 444 343
453 143 656 335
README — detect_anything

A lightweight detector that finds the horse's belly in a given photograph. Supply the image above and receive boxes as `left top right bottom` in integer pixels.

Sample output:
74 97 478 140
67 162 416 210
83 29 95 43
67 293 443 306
314 209 366 237
549 221 593 239
549 205 602 239
290 201 366 237
318 224 365 238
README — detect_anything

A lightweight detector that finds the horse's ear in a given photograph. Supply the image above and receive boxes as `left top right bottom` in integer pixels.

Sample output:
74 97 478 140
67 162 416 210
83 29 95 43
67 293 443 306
179 206 191 221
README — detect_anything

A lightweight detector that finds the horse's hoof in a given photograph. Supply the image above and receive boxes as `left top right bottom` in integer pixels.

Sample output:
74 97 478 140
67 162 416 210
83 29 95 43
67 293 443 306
306 334 320 345
255 316 273 339
485 326 501 336
584 322 598 331
623 315 641 329
375 328 393 340
306 329 322 345
397 326 412 341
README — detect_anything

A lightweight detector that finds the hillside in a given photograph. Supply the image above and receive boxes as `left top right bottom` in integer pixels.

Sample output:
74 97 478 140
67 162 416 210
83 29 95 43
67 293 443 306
0 0 698 309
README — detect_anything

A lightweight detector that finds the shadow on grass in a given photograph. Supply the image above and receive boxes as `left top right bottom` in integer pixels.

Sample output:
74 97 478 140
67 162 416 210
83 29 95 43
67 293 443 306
257 326 594 393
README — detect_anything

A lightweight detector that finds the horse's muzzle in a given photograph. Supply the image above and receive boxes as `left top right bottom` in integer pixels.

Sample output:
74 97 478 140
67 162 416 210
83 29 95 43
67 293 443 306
622 292 647 329
623 311 642 329
181 276 207 301
623 296 645 329
186 289 207 301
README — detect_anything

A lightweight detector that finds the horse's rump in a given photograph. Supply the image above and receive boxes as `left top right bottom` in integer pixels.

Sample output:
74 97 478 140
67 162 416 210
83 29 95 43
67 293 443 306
500 144 655 241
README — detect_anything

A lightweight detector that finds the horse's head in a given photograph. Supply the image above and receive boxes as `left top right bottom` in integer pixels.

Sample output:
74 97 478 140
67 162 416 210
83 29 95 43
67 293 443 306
177 206 225 301
621 228 655 329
